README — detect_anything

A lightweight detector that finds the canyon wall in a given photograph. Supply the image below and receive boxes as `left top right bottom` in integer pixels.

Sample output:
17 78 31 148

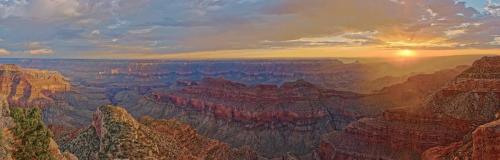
318 56 500 160
0 64 70 110
112 77 364 158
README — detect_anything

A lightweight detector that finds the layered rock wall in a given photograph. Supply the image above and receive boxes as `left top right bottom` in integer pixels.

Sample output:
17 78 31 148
0 64 70 109
318 56 500 159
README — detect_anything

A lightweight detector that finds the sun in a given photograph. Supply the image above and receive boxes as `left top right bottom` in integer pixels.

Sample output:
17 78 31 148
396 49 417 57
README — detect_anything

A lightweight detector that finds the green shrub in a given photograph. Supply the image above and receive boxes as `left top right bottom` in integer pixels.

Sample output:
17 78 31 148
10 108 55 160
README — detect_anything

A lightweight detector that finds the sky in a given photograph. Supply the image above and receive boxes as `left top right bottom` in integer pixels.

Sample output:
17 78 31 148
0 0 499 59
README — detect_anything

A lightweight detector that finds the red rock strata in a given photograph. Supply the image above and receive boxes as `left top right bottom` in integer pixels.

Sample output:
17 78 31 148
471 119 499 160
152 78 360 127
318 56 500 160
149 77 363 158
421 118 499 160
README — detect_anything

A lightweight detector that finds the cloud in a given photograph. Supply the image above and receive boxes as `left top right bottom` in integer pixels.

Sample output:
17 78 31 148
29 48 53 55
30 0 81 19
0 48 11 55
489 36 500 45
179 0 492 51
0 0 498 58
128 27 156 34
0 0 28 19
26 42 54 55
0 0 80 20
262 31 383 48
0 0 147 21
486 0 500 16
90 30 100 36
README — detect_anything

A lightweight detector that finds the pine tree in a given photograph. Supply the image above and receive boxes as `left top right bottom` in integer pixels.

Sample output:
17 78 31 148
10 108 55 160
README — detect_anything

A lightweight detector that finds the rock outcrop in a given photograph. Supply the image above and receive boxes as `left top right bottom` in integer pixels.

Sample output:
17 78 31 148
0 64 73 159
59 105 258 160
421 117 499 160
0 64 70 110
471 119 499 160
318 56 500 159
0 108 76 160
0 64 74 148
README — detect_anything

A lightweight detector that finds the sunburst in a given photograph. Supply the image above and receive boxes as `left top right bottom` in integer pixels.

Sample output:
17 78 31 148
396 49 417 57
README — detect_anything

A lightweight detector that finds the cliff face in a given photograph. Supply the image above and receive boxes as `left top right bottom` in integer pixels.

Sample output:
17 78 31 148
318 56 500 160
0 64 70 110
154 78 360 125
146 77 363 158
471 119 499 160
59 105 258 160
422 118 500 160
0 64 73 138
0 64 73 160
424 56 500 123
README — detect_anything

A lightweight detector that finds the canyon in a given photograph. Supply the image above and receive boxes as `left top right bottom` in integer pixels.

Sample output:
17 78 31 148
0 55 497 159
148 77 363 157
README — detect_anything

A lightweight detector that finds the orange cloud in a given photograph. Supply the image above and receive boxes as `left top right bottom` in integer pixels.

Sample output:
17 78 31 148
29 48 54 55
0 48 11 55
182 0 495 53
83 46 500 60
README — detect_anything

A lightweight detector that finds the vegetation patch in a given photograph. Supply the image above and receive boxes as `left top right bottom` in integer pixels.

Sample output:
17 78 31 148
10 108 55 160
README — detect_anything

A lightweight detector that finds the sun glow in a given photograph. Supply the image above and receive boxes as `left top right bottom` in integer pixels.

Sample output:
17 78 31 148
396 49 417 57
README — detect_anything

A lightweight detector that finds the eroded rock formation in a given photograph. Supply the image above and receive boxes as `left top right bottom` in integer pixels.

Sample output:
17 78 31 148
0 64 70 109
318 56 500 160
154 78 360 125
471 119 499 160
59 105 258 160
421 117 500 160
147 77 364 158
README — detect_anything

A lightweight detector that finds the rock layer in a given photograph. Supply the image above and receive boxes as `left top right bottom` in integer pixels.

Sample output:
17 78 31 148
148 78 363 158
318 56 500 160
153 78 360 126
0 64 70 110
472 119 500 160
421 118 500 160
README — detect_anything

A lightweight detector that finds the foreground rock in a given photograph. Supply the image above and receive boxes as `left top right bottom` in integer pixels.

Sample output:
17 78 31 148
422 117 500 160
0 65 74 159
471 119 499 160
318 56 500 159
0 108 76 160
59 105 258 160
